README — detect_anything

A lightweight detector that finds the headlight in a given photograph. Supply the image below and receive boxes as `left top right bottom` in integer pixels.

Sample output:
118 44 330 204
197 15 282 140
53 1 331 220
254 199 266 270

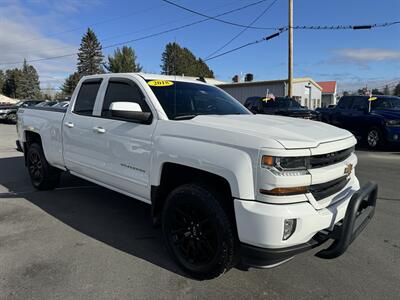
386 120 400 127
0 110 5 113
261 155 310 176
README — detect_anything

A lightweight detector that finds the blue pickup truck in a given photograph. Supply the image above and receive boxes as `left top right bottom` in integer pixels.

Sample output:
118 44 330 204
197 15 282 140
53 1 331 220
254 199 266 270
318 95 400 149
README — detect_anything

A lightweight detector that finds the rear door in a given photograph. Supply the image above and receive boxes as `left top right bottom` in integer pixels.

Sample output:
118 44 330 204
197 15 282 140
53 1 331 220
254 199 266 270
348 96 368 136
88 76 156 202
331 96 353 129
63 78 103 179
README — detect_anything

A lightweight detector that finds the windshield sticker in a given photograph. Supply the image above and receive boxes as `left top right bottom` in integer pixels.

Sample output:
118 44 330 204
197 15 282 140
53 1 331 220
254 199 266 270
368 97 378 101
148 80 174 87
262 98 272 102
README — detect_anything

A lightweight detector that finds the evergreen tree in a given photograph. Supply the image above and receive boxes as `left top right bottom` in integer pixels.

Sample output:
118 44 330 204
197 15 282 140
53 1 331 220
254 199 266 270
0 70 5 93
394 83 400 96
383 85 390 95
16 59 41 99
161 42 214 78
2 68 22 98
61 72 81 96
371 88 383 95
105 46 142 73
77 28 104 76
196 58 214 78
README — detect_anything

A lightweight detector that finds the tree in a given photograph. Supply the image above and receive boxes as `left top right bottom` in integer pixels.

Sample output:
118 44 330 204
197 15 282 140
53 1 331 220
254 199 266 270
0 70 5 93
105 46 142 73
61 72 81 96
77 28 104 76
394 83 400 96
342 91 350 96
371 88 383 95
383 85 390 95
2 68 22 98
16 59 41 99
161 42 214 78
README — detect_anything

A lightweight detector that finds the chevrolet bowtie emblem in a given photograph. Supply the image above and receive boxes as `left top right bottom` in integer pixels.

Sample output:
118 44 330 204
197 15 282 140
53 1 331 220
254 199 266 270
344 164 353 176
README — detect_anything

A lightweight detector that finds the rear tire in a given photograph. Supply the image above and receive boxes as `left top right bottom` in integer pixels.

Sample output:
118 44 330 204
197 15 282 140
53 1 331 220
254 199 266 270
26 143 61 190
366 127 384 149
162 183 238 280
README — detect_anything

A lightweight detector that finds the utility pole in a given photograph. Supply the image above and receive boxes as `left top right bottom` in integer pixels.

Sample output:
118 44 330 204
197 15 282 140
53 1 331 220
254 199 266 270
288 0 293 98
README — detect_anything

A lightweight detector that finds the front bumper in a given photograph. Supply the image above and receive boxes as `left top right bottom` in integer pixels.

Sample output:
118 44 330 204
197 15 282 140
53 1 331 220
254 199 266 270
385 126 400 143
236 182 378 268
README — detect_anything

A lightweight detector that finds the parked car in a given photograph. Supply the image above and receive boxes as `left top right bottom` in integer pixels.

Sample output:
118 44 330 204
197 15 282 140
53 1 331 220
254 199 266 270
52 101 70 108
35 101 58 107
244 96 318 119
0 100 43 123
319 95 400 149
17 73 377 279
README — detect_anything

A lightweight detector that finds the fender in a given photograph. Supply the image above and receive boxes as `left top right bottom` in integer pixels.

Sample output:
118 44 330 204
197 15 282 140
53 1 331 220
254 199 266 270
150 135 257 200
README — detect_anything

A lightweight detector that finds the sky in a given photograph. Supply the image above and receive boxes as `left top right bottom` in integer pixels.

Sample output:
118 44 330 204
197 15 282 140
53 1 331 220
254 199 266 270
0 0 399 93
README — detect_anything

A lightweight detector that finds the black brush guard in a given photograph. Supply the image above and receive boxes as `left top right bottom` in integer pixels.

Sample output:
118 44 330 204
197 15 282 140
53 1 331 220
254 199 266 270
240 182 378 267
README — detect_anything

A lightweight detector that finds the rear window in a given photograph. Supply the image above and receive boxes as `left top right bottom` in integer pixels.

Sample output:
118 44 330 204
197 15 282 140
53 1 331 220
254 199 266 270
74 80 102 115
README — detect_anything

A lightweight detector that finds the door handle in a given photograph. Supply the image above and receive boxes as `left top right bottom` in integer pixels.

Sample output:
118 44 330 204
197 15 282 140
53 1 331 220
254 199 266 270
93 126 106 134
64 122 74 128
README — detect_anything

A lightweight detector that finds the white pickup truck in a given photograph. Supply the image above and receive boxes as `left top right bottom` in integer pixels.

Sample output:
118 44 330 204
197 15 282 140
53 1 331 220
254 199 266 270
17 73 377 279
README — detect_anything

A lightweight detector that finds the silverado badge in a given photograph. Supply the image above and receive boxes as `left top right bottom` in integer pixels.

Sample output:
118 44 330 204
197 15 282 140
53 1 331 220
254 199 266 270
344 163 353 176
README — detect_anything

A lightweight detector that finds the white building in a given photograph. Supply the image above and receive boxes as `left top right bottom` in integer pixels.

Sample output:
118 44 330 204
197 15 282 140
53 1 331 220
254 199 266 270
317 81 337 107
218 78 323 109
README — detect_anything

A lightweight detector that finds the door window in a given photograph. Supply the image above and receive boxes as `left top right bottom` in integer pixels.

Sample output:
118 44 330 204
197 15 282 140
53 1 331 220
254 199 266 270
337 97 353 109
101 80 150 117
351 97 367 110
74 80 102 115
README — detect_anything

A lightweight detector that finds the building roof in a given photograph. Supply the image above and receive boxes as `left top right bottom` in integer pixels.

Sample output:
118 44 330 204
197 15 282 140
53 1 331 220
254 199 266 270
0 94 18 104
218 77 322 90
316 81 337 94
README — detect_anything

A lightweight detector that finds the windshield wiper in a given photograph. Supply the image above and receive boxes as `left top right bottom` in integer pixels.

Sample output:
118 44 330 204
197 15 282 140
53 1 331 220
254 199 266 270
173 114 198 120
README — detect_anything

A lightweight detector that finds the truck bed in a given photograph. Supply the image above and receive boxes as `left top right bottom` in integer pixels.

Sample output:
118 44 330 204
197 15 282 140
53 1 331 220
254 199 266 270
17 106 66 170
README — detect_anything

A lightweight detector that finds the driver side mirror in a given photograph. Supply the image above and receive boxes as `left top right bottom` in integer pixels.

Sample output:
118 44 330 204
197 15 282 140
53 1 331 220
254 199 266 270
109 102 152 123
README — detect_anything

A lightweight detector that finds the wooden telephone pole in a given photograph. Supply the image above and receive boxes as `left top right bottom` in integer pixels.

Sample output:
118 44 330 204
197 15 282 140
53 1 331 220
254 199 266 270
288 0 293 98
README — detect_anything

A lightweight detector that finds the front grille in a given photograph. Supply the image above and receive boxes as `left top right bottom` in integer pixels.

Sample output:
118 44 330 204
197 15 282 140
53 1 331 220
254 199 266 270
309 176 349 201
310 147 354 168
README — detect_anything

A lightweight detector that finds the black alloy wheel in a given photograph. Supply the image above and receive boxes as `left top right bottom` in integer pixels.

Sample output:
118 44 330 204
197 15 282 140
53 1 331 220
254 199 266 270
162 183 237 280
26 143 61 190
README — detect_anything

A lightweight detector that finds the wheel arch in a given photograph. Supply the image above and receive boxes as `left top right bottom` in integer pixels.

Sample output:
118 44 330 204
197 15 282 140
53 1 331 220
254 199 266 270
151 162 240 225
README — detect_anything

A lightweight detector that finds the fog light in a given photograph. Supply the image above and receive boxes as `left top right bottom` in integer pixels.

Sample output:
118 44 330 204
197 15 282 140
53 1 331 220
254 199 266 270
283 219 297 240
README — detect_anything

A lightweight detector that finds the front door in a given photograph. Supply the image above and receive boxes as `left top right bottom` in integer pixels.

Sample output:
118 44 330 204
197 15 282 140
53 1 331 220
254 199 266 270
89 77 156 202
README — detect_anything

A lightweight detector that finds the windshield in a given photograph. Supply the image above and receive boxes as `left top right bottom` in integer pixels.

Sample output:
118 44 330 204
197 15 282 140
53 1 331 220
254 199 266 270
371 96 400 110
146 80 250 120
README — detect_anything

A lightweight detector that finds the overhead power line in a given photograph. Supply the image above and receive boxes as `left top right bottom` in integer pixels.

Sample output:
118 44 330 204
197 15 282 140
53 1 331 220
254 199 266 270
292 21 400 30
205 0 279 59
204 28 288 61
0 17 399 66
0 0 274 66
2 5 160 48
161 0 280 30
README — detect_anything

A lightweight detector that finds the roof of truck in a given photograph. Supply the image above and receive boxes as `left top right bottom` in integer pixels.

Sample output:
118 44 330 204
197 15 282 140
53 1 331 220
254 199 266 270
81 73 225 85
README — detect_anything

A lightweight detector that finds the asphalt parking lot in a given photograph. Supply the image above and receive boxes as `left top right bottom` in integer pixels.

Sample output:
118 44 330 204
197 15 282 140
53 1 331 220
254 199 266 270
0 123 399 300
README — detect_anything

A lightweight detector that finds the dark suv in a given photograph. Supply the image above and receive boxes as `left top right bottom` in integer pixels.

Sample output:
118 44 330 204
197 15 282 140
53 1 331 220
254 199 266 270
319 95 400 149
244 96 318 119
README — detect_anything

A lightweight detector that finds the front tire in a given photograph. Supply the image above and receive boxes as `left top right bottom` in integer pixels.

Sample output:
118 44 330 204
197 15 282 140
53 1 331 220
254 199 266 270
26 143 61 190
366 127 384 149
162 183 237 280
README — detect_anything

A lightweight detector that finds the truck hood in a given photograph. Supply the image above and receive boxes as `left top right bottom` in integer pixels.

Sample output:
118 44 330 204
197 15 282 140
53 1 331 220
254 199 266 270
371 109 400 120
189 114 353 149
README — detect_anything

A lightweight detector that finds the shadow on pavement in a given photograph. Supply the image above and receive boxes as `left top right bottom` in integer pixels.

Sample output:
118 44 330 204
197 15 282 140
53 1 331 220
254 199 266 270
0 155 186 278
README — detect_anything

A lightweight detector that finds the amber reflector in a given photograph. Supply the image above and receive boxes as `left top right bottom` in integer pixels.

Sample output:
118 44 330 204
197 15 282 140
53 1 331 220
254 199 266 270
260 186 309 196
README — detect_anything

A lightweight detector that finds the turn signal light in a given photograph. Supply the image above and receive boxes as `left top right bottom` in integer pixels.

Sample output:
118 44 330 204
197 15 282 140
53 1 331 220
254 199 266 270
261 155 274 166
260 186 309 196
